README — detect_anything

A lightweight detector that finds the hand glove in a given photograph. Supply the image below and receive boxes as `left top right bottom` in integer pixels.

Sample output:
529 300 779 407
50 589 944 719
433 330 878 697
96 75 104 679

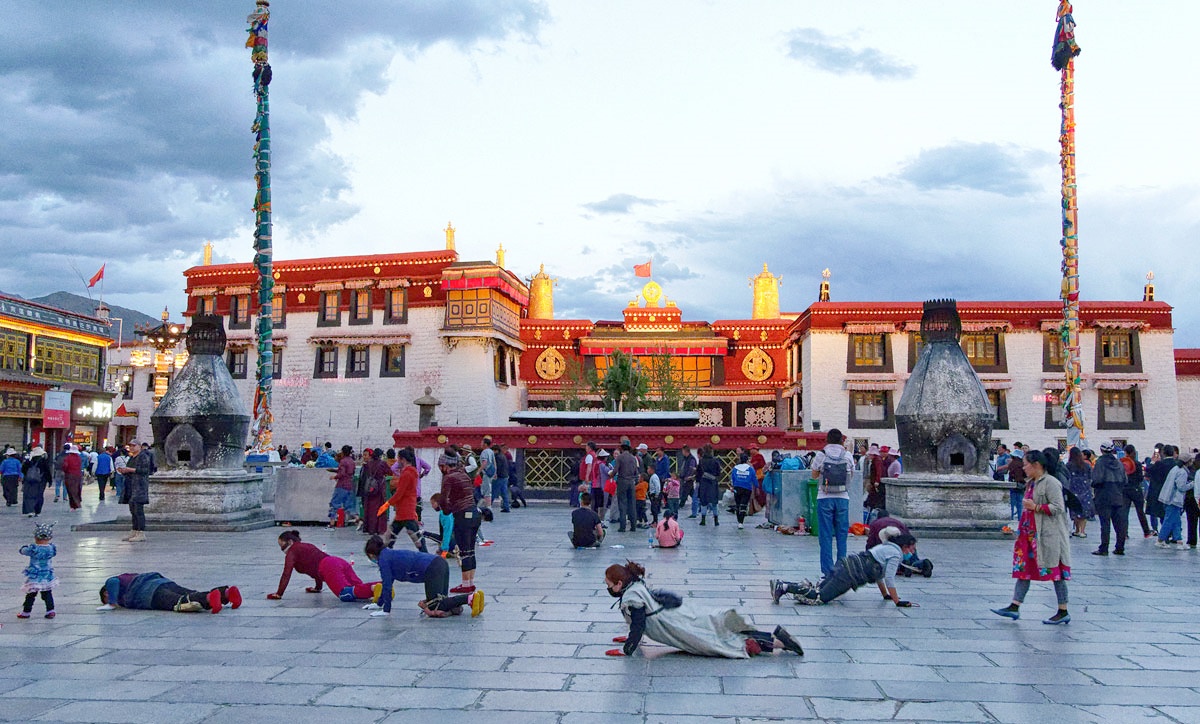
96 604 116 611
377 502 390 516
266 593 281 600
604 648 625 657
612 635 628 643
895 600 917 608
304 587 320 593
369 610 389 617
362 603 381 611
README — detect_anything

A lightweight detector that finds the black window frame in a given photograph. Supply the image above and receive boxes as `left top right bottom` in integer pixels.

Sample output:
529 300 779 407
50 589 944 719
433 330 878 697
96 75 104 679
346 346 370 379
271 293 286 329
384 288 408 325
314 346 339 379
847 389 893 429
227 348 248 379
1042 331 1065 373
846 333 892 372
271 345 283 380
1097 388 1145 430
229 295 251 330
1095 330 1142 373
317 291 342 327
960 332 1007 373
350 289 373 326
381 345 406 378
986 389 1009 430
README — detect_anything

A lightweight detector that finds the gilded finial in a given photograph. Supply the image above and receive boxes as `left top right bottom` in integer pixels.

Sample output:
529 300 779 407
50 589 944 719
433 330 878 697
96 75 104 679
496 244 506 268
527 263 557 319
819 268 831 302
1143 270 1156 302
202 241 213 266
750 263 782 319
444 222 455 251
161 306 170 322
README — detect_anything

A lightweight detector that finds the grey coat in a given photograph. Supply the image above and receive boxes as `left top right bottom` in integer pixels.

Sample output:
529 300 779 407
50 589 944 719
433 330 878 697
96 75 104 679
120 450 152 505
1030 473 1071 570
619 580 750 658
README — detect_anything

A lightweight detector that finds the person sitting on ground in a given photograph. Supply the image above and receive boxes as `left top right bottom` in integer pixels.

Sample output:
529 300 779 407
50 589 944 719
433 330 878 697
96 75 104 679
267 530 377 602
605 560 803 658
97 572 241 614
654 512 684 548
570 491 605 548
362 535 484 619
772 527 920 607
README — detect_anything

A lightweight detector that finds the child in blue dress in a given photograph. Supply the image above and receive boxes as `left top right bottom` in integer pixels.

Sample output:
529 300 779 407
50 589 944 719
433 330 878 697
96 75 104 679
19 521 57 619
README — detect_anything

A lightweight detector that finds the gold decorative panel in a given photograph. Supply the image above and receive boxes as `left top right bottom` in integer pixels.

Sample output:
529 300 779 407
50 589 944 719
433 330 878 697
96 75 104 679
535 347 567 381
741 347 774 381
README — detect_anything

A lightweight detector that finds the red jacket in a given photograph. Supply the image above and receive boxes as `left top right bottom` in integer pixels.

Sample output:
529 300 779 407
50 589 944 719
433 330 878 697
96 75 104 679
275 541 329 596
383 465 419 521
61 453 82 478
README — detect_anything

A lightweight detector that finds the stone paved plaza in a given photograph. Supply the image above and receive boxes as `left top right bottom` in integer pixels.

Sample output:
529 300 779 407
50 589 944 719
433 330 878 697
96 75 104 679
2 496 1200 723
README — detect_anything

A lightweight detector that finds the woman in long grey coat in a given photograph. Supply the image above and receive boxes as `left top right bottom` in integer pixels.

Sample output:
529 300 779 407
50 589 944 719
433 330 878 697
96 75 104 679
992 449 1072 625
603 561 803 658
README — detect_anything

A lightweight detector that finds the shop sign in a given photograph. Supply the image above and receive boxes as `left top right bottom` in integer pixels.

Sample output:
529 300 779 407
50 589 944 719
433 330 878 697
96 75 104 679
74 398 113 423
0 390 43 419
43 390 71 428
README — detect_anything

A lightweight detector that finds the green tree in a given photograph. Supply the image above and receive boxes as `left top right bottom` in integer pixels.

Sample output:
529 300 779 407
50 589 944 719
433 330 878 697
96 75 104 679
559 357 599 411
644 353 697 411
600 350 648 411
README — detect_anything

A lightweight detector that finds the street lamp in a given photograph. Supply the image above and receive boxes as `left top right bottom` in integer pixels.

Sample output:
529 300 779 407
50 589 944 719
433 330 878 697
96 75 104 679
133 307 187 405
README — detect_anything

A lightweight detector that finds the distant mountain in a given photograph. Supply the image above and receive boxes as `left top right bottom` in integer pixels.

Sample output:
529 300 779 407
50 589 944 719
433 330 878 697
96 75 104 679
27 291 158 343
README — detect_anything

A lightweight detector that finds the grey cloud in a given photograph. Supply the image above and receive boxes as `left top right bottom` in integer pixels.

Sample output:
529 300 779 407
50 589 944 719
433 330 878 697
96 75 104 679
582 194 664 215
897 143 1054 197
0 0 547 302
785 28 915 80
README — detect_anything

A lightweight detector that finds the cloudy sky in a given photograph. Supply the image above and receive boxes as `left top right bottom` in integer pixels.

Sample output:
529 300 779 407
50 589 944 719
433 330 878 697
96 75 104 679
2 1 1198 344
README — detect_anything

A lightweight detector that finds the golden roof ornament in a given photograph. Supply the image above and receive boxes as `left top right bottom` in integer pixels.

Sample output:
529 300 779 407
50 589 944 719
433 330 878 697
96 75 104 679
528 263 558 320
1143 270 1155 302
202 241 213 266
749 263 782 319
496 244 506 268
444 222 455 251
819 268 831 302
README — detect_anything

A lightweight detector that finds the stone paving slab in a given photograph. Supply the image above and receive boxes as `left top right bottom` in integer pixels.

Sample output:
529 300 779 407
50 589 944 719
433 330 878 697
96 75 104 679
4 498 1200 722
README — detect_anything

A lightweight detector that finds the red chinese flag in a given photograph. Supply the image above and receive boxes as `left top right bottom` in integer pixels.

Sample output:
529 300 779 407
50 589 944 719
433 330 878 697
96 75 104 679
87 264 105 288
633 261 652 278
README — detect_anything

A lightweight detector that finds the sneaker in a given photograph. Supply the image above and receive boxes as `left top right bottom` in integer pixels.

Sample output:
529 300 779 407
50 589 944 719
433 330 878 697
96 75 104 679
1043 611 1071 625
174 601 203 613
450 584 475 594
1155 541 1170 549
470 590 486 617
207 589 223 613
737 523 744 530
44 611 55 619
16 612 30 619
226 586 242 609
687 514 698 519
1113 550 1125 555
773 625 804 656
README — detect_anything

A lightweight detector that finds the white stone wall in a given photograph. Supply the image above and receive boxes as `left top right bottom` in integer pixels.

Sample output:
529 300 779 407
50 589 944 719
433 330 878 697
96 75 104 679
798 328 1183 454
1178 376 1200 452
106 306 523 452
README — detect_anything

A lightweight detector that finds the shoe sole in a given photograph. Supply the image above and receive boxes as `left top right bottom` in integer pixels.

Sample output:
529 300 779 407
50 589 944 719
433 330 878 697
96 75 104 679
470 590 485 617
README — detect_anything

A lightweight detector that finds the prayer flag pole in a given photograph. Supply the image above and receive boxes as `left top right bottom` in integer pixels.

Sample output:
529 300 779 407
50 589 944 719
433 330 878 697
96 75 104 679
1052 1 1085 447
247 0 274 451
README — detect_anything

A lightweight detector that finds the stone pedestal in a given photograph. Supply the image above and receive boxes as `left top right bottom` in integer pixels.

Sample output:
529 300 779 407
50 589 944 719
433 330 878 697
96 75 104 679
145 470 274 531
885 474 1012 538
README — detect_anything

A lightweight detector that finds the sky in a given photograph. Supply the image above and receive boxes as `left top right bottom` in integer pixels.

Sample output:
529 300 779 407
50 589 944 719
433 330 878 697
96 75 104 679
2 1 1197 344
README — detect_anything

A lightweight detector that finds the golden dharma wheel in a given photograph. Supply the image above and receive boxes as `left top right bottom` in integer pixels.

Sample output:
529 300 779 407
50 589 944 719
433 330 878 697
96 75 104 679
527 435 538 444
710 434 721 444
573 435 583 445
664 435 674 444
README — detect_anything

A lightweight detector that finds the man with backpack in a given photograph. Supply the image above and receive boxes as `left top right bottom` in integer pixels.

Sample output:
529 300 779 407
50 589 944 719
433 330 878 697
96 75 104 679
811 429 855 578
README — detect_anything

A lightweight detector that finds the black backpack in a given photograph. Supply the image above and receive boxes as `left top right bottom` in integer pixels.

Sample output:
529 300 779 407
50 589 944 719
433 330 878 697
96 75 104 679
821 450 849 494
24 462 44 486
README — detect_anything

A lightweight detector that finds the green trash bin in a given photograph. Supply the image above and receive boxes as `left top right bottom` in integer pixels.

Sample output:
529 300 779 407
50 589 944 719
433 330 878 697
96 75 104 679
806 475 819 537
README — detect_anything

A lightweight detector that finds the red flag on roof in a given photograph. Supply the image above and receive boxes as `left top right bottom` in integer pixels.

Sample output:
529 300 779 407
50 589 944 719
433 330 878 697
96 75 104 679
633 261 652 278
87 264 105 288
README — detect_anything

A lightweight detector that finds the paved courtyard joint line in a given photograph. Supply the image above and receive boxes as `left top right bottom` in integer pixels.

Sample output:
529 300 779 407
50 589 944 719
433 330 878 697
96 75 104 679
3 500 1199 723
